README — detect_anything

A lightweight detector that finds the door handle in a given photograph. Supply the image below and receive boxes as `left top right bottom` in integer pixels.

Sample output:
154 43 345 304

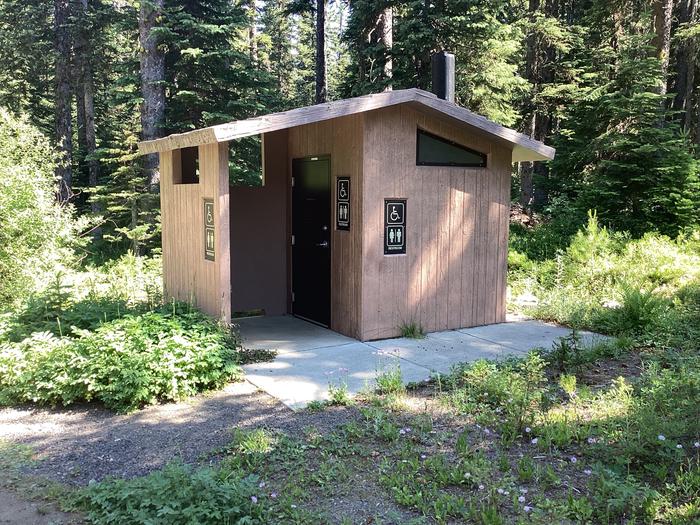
316 241 329 248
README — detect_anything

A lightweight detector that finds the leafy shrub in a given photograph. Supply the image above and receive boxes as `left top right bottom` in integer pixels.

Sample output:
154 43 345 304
2 254 162 341
75 462 268 524
511 214 700 350
0 110 85 307
0 304 242 412
594 286 671 335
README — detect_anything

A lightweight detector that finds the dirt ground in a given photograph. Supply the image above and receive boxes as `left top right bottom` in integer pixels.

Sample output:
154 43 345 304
0 489 82 524
0 379 364 524
0 381 357 486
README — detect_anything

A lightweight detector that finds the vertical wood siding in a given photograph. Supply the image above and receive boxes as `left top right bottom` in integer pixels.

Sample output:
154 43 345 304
360 105 510 340
288 114 364 338
159 142 231 322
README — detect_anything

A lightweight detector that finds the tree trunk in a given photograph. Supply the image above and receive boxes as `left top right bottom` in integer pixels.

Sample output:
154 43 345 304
672 0 697 130
520 0 541 212
315 0 326 103
74 0 102 238
652 0 673 96
379 7 392 90
139 0 165 194
54 0 73 203
247 0 258 63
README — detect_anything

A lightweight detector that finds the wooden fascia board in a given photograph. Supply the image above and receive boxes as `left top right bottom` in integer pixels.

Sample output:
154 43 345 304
138 88 555 163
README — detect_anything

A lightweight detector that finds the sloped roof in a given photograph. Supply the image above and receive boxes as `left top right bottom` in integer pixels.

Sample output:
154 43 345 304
138 88 554 162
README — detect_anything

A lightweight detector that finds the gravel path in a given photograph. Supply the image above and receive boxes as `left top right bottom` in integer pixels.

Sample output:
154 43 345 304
0 381 356 486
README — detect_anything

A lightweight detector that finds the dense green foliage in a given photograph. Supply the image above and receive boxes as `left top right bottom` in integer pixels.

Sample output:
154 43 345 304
1 0 698 253
550 35 700 236
0 256 243 412
76 462 268 524
509 214 700 350
0 110 83 306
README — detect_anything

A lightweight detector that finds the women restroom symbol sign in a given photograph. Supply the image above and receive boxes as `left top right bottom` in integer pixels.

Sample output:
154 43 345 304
384 199 406 255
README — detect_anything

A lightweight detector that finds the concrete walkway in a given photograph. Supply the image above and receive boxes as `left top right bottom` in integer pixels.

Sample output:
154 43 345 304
239 315 608 409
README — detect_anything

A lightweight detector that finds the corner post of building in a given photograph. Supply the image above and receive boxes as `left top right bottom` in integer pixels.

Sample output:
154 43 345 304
216 141 231 324
158 149 173 300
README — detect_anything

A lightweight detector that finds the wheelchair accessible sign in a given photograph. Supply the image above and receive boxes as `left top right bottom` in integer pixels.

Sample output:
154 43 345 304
384 199 406 255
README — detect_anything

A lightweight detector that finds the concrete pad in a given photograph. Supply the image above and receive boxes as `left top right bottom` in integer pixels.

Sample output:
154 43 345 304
459 320 608 353
366 330 521 376
236 315 356 354
242 342 431 409
238 315 611 409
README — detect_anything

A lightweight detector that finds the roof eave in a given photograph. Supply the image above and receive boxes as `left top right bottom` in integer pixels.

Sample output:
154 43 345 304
138 88 555 163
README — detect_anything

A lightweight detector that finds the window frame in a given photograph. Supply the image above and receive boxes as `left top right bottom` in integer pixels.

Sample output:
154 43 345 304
415 129 487 168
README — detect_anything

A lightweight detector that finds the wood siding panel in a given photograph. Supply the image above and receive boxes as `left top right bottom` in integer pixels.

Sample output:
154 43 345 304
288 114 364 339
360 105 510 340
159 142 230 323
230 130 289 315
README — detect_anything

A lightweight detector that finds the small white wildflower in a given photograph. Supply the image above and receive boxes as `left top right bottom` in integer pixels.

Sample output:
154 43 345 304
570 456 577 463
658 434 666 441
251 496 258 504
525 427 531 434
291 504 297 509
676 444 683 449
497 488 504 495
484 428 491 435
584 469 592 476
524 506 533 513
259 481 266 488
464 472 471 478
531 438 538 445
587 437 596 444
478 484 485 490
695 442 700 448
519 488 528 494
504 490 510 496
518 496 526 503
270 492 278 499
420 454 427 460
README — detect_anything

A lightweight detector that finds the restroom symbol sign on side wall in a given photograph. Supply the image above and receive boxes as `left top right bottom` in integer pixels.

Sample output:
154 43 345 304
203 199 215 261
384 199 406 255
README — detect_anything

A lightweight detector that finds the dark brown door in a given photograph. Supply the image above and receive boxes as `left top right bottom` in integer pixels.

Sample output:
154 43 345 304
292 157 331 326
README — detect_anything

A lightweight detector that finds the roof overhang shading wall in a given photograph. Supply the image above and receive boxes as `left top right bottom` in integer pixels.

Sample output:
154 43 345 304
138 88 555 163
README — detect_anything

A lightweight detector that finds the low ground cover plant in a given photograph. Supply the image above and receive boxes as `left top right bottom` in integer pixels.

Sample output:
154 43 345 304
74 462 269 524
0 255 244 412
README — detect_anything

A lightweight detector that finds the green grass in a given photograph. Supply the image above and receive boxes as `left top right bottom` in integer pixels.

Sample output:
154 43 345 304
399 321 426 339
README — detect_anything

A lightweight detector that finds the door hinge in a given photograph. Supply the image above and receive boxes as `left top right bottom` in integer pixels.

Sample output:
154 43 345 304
291 176 295 187
291 234 295 246
291 292 295 302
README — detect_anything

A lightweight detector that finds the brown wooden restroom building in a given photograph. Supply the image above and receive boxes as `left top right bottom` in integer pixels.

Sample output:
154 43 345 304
138 85 554 341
